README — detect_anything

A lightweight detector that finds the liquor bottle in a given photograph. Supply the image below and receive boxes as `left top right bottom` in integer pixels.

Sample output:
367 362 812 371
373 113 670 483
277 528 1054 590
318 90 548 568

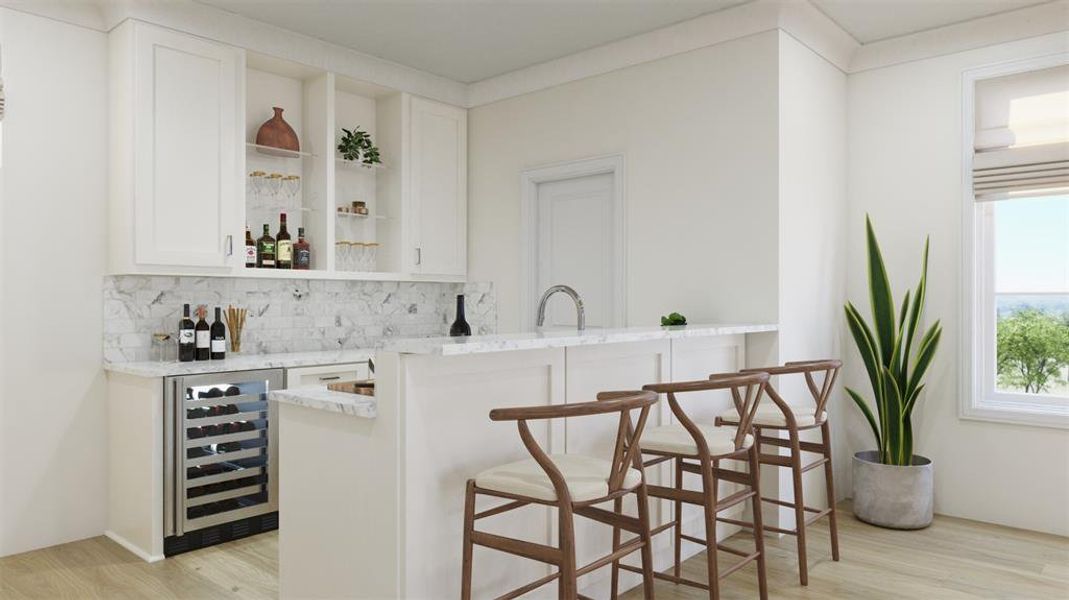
244 227 256 268
210 306 226 360
294 226 311 270
178 304 196 362
194 306 210 361
449 294 472 336
276 213 293 269
257 224 276 268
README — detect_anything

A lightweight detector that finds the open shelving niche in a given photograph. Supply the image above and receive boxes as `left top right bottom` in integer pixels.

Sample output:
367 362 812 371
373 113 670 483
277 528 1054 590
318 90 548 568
240 53 410 281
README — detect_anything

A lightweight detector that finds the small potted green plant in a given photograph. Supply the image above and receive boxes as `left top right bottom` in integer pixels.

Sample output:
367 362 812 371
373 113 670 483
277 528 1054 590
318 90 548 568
660 312 687 327
844 216 942 529
337 127 382 166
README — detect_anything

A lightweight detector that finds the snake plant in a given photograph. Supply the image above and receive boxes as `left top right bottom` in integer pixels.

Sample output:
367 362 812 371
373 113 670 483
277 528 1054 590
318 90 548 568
844 216 942 466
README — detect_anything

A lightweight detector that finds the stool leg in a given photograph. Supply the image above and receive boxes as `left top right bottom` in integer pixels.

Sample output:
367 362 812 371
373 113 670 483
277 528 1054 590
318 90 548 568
559 504 578 600
703 459 721 600
748 444 769 600
789 428 809 586
636 481 656 599
610 496 623 599
461 480 475 600
674 457 683 578
822 420 841 561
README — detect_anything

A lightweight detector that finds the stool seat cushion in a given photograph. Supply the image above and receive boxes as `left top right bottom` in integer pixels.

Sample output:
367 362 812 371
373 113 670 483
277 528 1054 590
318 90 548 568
639 423 750 456
719 404 825 427
475 454 641 502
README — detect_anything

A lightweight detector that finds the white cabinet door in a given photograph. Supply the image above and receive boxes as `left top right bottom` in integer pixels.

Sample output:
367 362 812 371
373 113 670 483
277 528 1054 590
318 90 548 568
133 25 240 267
409 96 467 276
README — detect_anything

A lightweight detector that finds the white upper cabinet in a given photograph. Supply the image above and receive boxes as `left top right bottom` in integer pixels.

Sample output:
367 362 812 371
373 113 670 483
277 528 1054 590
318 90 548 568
409 97 467 277
111 22 242 271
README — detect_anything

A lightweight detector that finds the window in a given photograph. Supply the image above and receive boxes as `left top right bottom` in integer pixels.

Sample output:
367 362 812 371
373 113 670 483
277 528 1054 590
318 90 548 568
964 59 1069 427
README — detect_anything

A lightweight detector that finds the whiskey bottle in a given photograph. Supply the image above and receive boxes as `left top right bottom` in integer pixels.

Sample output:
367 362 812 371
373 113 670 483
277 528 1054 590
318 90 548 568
276 213 292 269
294 226 311 270
256 224 276 268
244 227 256 268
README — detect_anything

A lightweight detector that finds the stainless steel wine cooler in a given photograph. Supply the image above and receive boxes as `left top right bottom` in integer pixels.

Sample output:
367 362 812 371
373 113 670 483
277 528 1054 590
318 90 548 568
163 368 282 556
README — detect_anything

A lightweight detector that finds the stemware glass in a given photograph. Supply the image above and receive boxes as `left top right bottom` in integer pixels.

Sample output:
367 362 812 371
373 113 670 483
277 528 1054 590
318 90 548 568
364 242 379 272
264 173 284 204
248 171 265 202
282 175 301 209
335 241 350 272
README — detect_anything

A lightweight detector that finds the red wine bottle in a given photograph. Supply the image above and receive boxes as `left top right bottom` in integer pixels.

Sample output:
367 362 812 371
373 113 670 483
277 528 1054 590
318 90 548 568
178 304 196 362
195 306 210 361
449 294 471 336
210 306 226 360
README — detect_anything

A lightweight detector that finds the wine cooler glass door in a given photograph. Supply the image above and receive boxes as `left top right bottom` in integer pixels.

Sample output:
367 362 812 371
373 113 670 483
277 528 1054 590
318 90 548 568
164 368 282 537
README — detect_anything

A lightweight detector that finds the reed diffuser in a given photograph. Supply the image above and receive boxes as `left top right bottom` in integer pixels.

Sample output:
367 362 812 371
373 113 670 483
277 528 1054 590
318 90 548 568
225 305 247 353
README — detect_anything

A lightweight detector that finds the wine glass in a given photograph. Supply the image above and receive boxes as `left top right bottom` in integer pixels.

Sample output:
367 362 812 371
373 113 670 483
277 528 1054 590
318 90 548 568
264 173 284 205
248 171 265 202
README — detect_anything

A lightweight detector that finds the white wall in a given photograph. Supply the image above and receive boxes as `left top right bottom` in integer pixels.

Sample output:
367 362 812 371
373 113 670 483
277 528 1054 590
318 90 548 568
776 32 849 520
846 32 1069 536
0 8 110 556
468 31 781 333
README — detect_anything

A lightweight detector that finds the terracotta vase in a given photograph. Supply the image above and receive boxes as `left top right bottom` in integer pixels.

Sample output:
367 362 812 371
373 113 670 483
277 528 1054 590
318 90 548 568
256 107 299 152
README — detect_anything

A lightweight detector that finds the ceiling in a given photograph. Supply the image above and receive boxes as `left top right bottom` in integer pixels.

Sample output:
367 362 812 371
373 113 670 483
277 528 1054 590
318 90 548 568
196 0 748 83
195 0 1056 82
811 0 1052 44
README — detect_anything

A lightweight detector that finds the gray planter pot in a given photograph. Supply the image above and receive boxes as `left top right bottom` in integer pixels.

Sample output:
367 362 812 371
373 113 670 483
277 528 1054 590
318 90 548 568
852 450 933 529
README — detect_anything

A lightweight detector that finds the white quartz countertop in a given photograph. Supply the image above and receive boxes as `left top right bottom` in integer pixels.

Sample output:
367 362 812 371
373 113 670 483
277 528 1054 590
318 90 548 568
380 323 777 356
269 386 377 418
103 349 374 378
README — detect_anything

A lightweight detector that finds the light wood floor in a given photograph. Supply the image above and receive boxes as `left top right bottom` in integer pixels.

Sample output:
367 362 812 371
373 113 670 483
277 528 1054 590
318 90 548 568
1 504 1066 599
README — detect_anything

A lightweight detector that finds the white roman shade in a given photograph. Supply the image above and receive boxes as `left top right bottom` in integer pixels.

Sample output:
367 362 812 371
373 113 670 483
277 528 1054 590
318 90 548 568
973 64 1069 201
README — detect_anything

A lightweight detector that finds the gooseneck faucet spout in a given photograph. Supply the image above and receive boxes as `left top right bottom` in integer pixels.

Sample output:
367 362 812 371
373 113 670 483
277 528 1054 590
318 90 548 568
535 285 586 331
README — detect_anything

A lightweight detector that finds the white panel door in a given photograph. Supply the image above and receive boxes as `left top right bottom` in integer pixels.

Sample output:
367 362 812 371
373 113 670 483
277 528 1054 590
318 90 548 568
133 25 240 267
536 173 617 328
410 96 467 276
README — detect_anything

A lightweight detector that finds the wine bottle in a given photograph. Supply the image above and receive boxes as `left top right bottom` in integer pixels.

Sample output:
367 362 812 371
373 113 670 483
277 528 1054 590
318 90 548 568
210 306 226 360
178 304 196 362
257 224 276 268
276 213 293 269
195 306 210 361
449 294 472 336
244 227 256 268
294 226 311 270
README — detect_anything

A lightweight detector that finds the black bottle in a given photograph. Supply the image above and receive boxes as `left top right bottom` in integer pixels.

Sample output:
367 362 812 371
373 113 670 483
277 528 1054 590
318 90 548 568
210 307 226 360
195 308 210 361
449 294 471 336
178 304 196 362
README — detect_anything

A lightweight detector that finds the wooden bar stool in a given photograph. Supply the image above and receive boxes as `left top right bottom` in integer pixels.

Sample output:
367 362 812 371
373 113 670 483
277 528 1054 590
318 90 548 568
618 372 770 600
716 359 842 586
461 390 658 600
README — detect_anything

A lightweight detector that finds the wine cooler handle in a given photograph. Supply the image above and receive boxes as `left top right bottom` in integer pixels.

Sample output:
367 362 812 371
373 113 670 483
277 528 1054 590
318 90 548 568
225 235 234 256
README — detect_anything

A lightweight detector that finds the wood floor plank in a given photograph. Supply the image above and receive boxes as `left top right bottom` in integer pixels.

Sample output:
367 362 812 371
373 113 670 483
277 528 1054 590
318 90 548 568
1 503 1066 599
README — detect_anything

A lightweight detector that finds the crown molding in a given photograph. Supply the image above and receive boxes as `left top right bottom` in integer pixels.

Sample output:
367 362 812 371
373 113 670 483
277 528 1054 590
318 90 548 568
467 0 857 107
851 1 1069 73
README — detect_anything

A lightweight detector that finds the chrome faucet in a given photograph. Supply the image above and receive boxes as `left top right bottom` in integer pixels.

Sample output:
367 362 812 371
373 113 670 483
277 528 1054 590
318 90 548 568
535 285 586 331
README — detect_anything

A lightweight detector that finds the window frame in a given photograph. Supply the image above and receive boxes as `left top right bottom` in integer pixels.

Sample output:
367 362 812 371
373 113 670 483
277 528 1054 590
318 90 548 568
961 54 1069 429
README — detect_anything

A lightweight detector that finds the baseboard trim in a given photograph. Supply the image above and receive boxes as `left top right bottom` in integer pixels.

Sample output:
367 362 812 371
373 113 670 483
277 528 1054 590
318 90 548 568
104 530 164 563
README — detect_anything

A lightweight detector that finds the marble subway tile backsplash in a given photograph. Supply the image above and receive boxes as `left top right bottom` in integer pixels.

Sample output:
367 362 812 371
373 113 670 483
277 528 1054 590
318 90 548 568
104 276 495 363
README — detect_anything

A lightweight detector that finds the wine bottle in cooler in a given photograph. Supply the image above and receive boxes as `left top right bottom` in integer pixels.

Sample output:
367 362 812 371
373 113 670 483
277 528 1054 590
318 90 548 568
178 304 196 362
210 306 226 360
195 306 210 361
